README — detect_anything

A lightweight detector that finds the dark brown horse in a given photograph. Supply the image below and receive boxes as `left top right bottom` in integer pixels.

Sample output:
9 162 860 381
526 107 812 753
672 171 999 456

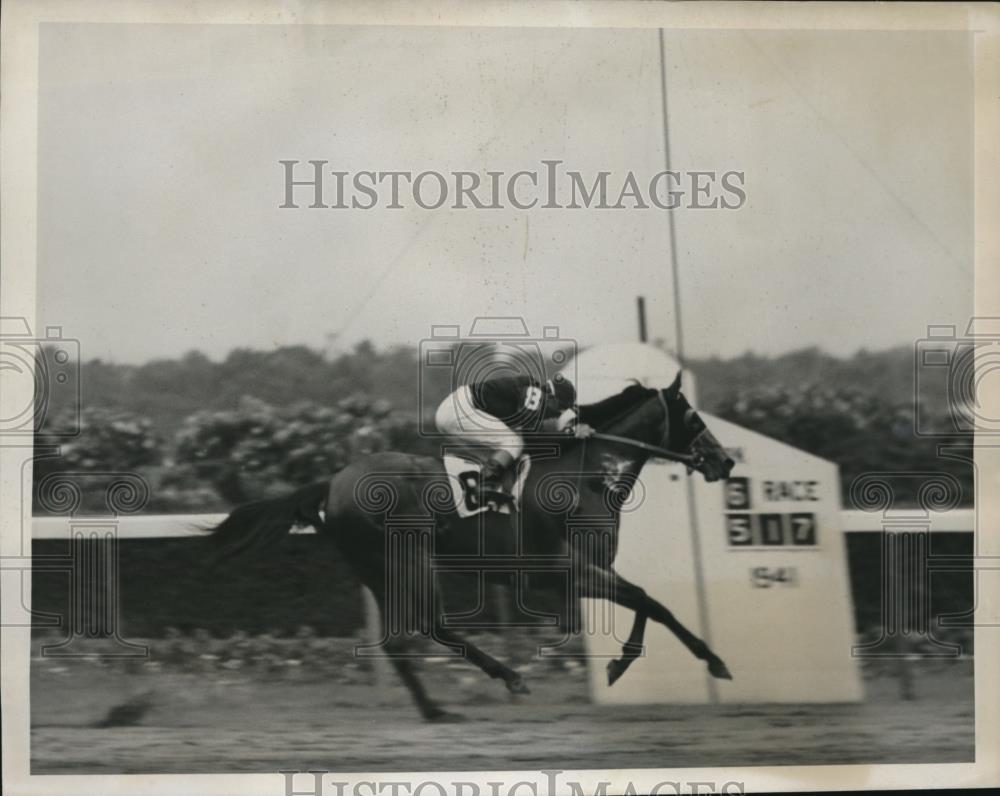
210 373 734 720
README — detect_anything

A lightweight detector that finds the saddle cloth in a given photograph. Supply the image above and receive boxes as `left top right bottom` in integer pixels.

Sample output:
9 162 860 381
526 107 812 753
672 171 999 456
443 453 531 518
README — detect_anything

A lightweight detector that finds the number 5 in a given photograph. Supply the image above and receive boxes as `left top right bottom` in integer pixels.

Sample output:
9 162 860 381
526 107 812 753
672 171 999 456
726 514 753 545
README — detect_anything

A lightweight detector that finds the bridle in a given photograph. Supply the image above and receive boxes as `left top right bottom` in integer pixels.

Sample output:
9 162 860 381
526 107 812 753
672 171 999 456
588 390 706 470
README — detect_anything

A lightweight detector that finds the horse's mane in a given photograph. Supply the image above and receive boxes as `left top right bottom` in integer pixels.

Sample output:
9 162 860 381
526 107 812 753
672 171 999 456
576 382 656 430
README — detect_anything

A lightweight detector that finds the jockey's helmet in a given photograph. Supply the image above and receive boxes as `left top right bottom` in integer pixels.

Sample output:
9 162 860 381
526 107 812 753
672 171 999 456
547 373 577 409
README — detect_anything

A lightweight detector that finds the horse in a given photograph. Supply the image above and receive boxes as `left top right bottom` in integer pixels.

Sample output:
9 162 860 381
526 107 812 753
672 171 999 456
209 372 734 721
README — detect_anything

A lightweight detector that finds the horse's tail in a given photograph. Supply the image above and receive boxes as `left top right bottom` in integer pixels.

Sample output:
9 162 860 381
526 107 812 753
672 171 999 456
207 480 330 567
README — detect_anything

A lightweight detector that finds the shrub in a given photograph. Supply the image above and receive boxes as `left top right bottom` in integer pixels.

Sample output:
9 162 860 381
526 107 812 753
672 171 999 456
33 407 165 514
171 394 422 504
714 385 973 506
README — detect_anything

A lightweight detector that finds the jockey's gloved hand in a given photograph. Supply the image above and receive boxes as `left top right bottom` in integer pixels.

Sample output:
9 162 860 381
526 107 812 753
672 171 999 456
573 423 595 439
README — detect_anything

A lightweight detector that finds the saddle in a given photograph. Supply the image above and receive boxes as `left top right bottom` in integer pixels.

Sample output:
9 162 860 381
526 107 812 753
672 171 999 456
442 452 532 518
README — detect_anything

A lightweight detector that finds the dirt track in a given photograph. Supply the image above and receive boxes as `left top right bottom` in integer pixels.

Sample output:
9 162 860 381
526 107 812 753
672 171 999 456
31 659 974 774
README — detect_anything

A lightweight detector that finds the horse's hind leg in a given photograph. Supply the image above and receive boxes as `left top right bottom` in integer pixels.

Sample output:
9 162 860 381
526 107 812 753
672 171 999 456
369 587 463 722
386 649 462 722
432 621 530 695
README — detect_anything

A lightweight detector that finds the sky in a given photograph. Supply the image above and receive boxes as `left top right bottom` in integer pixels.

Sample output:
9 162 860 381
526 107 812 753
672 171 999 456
36 24 973 364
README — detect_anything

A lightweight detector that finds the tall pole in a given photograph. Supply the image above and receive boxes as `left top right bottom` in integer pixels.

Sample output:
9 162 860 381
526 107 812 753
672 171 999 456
658 29 686 362
658 28 717 704
637 296 648 343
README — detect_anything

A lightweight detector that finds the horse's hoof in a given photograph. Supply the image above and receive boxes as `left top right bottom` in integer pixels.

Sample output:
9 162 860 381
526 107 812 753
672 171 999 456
607 659 626 686
708 658 733 680
506 676 530 695
426 709 466 723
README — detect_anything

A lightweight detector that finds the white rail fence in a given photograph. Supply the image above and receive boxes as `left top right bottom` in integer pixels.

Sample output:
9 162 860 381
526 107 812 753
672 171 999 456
32 509 976 539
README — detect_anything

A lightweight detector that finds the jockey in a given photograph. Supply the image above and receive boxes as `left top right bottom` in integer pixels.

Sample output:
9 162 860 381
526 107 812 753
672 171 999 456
435 372 591 498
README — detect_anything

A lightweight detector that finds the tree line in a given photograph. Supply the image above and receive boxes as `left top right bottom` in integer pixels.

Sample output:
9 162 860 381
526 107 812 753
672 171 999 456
33 341 971 512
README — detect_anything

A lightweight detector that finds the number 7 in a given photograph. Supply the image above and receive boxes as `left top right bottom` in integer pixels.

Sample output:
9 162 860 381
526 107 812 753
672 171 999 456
790 513 817 545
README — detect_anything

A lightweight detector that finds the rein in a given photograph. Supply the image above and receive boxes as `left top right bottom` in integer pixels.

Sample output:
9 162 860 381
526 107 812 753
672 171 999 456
588 431 701 467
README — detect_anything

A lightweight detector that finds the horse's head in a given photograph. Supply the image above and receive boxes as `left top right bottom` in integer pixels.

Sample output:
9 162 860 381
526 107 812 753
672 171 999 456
581 373 734 482
658 372 734 482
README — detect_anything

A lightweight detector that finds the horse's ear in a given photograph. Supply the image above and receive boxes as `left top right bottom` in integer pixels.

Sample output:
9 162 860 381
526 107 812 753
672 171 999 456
665 370 682 397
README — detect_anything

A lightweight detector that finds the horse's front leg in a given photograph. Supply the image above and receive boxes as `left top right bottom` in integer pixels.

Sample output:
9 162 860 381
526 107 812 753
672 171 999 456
577 563 733 681
606 609 647 686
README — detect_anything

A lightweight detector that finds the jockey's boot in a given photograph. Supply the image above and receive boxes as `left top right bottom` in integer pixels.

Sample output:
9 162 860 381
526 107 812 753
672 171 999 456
480 449 515 506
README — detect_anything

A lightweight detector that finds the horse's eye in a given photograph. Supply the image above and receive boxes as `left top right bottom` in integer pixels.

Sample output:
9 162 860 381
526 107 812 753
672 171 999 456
685 409 705 431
